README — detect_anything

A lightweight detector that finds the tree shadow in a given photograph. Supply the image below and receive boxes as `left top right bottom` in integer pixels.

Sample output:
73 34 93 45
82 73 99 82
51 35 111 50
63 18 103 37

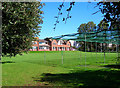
0 61 15 64
33 70 120 88
104 64 120 69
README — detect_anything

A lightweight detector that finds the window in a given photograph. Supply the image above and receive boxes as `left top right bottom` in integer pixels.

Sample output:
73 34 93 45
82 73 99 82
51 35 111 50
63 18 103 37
60 41 62 45
67 47 69 50
62 47 65 51
32 46 37 49
39 42 43 44
53 47 56 50
39 46 44 49
32 42 35 44
53 43 56 45
68 44 69 46
32 41 37 44
53 41 56 45
46 47 48 49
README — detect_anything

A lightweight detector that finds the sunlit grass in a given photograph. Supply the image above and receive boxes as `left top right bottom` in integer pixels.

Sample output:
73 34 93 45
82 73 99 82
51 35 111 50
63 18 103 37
2 51 120 87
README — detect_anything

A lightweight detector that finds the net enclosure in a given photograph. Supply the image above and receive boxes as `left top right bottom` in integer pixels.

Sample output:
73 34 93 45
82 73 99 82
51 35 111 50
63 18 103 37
49 28 120 64
50 29 120 45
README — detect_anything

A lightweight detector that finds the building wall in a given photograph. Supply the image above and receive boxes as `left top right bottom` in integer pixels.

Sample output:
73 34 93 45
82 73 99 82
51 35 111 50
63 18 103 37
30 39 71 51
50 40 71 51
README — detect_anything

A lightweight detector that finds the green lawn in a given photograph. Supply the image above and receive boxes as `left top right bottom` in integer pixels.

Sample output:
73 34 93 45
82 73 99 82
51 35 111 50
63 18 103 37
2 51 120 87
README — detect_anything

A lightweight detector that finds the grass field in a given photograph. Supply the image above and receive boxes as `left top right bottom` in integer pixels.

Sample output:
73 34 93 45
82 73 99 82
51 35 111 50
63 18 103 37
2 51 120 87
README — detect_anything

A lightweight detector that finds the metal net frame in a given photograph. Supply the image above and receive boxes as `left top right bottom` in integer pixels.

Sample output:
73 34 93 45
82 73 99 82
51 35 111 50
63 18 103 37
49 28 120 65
51 29 120 45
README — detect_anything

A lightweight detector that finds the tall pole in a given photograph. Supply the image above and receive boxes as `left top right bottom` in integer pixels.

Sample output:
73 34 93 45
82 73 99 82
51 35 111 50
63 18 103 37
116 38 119 64
79 41 81 65
109 38 110 53
104 30 106 64
101 43 103 57
0 3 2 87
61 48 63 64
85 34 86 68
96 42 97 63
101 43 103 63
44 48 46 64
91 42 92 56
104 43 105 64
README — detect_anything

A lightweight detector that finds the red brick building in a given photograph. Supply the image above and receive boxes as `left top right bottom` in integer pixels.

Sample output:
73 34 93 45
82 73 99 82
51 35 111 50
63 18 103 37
29 37 71 51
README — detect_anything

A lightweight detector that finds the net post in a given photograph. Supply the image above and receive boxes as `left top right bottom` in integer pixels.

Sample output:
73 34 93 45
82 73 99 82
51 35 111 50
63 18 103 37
103 30 107 64
61 48 63 64
0 3 2 87
91 42 92 56
101 43 103 58
96 42 97 63
79 41 81 65
85 34 86 68
44 48 46 64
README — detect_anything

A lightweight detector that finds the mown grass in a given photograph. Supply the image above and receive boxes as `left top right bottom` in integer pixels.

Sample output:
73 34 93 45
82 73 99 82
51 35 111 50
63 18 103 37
2 51 120 87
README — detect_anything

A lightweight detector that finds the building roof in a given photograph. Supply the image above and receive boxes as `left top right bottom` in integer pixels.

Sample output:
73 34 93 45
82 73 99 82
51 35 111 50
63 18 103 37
34 37 39 39
39 44 50 47
39 39 48 42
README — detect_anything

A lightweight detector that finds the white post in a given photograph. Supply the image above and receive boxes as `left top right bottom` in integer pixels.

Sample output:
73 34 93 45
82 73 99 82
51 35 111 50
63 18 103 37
104 43 105 64
96 42 97 63
109 39 110 53
0 3 2 87
101 43 102 55
85 34 86 67
79 41 81 64
61 49 63 64
44 48 46 64
91 42 92 56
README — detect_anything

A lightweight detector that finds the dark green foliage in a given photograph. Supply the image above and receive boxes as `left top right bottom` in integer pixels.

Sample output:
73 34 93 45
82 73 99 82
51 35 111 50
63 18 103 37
97 2 120 27
97 1 120 63
97 20 109 31
2 2 44 57
77 21 96 52
78 21 96 33
53 2 75 30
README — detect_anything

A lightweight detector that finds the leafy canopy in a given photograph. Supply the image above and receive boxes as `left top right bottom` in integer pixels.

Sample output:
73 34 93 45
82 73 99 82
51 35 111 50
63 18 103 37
2 2 44 57
78 21 96 33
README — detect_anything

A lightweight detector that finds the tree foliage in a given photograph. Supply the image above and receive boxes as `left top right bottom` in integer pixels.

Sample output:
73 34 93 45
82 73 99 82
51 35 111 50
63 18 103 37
2 2 44 57
97 1 120 63
77 21 96 52
97 20 109 31
78 21 96 33
97 2 120 29
53 1 75 30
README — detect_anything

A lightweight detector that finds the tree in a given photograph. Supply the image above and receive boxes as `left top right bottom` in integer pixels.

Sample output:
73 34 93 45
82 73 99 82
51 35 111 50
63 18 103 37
77 21 96 52
97 20 109 31
2 2 44 57
97 1 120 63
97 2 120 28
78 21 96 33
77 23 87 33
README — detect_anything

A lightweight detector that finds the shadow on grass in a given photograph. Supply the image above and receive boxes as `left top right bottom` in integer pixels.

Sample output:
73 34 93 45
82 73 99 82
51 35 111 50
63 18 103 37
104 64 120 69
33 70 120 88
0 61 15 64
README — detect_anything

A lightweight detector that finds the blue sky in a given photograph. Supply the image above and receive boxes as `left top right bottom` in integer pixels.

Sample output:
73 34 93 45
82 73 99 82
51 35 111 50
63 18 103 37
39 2 104 39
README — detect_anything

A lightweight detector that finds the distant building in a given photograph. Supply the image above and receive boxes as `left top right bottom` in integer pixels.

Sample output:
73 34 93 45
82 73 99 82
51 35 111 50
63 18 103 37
29 37 50 51
38 39 50 51
45 38 71 51
69 40 81 51
30 37 71 51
